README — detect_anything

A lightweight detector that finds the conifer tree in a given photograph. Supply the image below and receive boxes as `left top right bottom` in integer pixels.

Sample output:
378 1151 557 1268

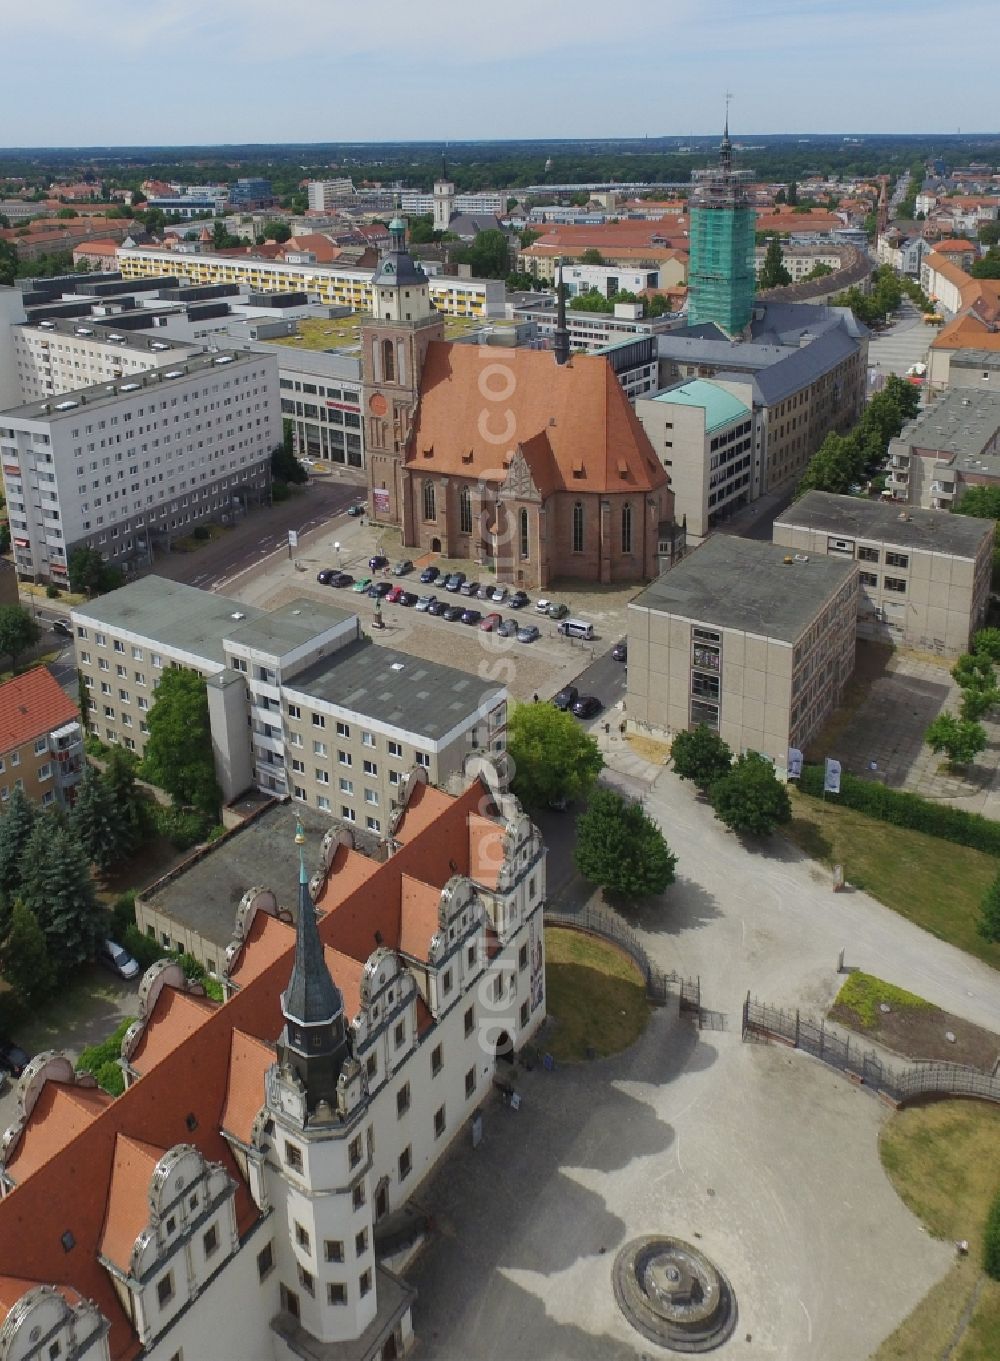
21 817 104 974
2 900 55 1004
71 764 123 873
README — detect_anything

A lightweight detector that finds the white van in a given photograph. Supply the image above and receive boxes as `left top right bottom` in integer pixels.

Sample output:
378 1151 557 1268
557 618 595 640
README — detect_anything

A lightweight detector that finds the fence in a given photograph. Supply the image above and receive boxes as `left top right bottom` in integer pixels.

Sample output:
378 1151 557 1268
742 994 1000 1107
544 904 700 1013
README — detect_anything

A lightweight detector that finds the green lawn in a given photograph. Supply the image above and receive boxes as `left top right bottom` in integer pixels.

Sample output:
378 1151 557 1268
833 971 931 1029
874 1103 1000 1361
784 790 1000 969
543 925 650 1062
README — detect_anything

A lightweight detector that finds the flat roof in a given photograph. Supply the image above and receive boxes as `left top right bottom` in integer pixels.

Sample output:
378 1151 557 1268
631 535 856 643
775 491 994 557
72 577 263 666
286 637 503 741
139 800 333 947
896 387 1000 467
17 317 193 355
653 378 750 432
227 598 355 657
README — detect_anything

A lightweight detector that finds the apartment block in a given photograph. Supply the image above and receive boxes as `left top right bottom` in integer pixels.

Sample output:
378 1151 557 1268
773 491 994 656
116 246 507 319
0 349 277 584
0 665 83 808
71 577 507 814
885 387 1000 510
627 536 858 763
306 178 357 211
12 316 194 402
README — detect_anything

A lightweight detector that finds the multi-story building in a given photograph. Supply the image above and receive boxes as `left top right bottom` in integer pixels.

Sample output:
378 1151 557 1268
687 121 756 334
228 178 274 210
0 665 83 808
876 229 932 277
885 386 1000 510
307 179 357 211
559 261 663 299
636 377 757 539
116 245 507 319
0 349 278 584
627 535 858 764
71 577 507 811
509 297 680 354
753 243 843 282
11 317 194 401
403 187 506 221
0 772 547 1361
256 344 364 469
773 491 994 656
145 196 221 220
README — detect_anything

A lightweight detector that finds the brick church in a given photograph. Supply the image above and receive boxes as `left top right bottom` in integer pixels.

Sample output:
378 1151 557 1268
362 215 674 589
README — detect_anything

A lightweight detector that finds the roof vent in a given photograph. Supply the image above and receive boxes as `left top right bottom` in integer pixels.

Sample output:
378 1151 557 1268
230 611 246 620
390 662 405 671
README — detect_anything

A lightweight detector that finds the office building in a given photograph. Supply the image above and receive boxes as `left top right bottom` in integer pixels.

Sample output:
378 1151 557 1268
11 317 194 401
71 577 507 810
228 178 274 210
306 179 357 211
687 120 756 333
627 536 858 763
0 349 278 584
267 346 364 468
0 666 83 808
773 491 994 656
0 773 547 1361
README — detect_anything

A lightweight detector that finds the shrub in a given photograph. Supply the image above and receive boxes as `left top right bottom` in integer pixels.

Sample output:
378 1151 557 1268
111 891 137 940
0 989 26 1037
84 734 112 759
797 765 1000 854
192 525 210 541
76 1015 135 1094
122 923 162 971
152 804 213 850
45 584 59 599
984 1189 1000 1280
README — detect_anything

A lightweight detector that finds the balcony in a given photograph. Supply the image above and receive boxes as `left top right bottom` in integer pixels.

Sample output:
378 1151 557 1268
253 729 285 757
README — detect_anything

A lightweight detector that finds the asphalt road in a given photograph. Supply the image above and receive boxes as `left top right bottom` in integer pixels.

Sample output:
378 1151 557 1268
567 642 627 715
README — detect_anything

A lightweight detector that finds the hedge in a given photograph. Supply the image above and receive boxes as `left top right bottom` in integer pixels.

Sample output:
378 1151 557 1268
76 1016 135 1096
984 1188 1000 1279
797 764 1000 856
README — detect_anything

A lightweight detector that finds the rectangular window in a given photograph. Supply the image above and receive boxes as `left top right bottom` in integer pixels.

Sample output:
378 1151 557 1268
328 1282 347 1306
33 737 47 756
349 1134 363 1168
203 1224 219 1258
431 1043 443 1076
465 1067 476 1098
157 1274 174 1308
415 751 430 769
287 704 301 719
353 1183 366 1210
339 777 353 794
859 571 878 588
295 1222 310 1250
336 721 350 737
397 1083 410 1117
297 1266 314 1297
520 999 530 1027
394 1020 406 1049
339 750 351 766
388 740 402 758
366 1053 378 1080
312 714 325 728
858 545 879 563
363 759 377 776
884 576 907 593
313 740 327 757
398 1146 412 1181
885 551 909 570
325 1239 344 1262
464 1005 474 1037
364 788 378 805
355 1228 368 1256
258 1240 275 1280
359 1269 372 1298
362 731 375 748
285 1141 303 1172
434 1105 446 1137
519 943 528 971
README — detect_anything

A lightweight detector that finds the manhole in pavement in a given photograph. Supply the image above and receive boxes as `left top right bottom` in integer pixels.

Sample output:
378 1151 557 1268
612 1235 738 1352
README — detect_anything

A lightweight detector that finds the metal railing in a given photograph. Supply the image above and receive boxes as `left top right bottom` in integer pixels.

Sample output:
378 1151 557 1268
545 903 700 1012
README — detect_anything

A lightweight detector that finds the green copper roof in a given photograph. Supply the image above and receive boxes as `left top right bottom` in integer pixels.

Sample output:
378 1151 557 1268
655 378 750 433
389 215 405 231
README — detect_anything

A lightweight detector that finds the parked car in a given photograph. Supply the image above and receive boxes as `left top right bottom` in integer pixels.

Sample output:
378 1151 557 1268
508 590 530 610
459 580 479 597
475 583 493 601
416 594 436 612
100 938 140 981
0 1039 30 1077
398 590 418 607
368 580 392 599
333 572 354 588
612 641 627 662
444 572 466 592
385 585 405 604
393 559 414 576
316 568 336 585
534 597 552 614
517 624 540 643
480 612 503 632
461 608 482 625
369 554 389 572
352 577 372 592
552 685 579 711
497 618 518 638
442 604 464 622
427 599 448 616
490 585 507 603
571 695 602 719
52 619 73 637
547 602 569 620
347 502 365 517
419 565 441 584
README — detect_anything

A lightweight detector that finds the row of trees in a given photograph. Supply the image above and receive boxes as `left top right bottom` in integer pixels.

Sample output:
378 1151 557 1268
796 373 921 497
829 263 906 329
670 725 792 836
924 628 1000 768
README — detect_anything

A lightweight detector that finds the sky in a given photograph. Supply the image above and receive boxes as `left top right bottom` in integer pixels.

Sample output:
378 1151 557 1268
3 0 998 147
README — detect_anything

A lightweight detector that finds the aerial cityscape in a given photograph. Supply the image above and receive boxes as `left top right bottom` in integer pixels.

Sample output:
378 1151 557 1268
1 10 1000 1361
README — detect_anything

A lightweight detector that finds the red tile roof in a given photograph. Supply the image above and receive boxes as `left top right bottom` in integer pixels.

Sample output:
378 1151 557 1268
0 667 78 758
935 238 977 252
99 1136 167 1272
219 1030 274 1145
5 1082 113 1183
406 343 668 495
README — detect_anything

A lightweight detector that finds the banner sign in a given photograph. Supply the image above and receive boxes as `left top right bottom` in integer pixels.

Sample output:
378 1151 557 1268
824 757 842 795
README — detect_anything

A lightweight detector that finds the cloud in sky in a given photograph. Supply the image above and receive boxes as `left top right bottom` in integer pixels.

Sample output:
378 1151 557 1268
3 0 997 145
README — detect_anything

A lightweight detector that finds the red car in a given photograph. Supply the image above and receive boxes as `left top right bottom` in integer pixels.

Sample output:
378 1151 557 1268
479 612 503 632
385 585 405 604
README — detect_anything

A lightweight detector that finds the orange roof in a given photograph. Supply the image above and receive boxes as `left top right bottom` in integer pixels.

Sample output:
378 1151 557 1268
756 208 844 233
392 782 454 844
931 313 1000 352
282 233 340 262
935 238 977 252
398 875 442 961
324 945 364 1019
129 988 215 1077
468 815 506 890
924 252 973 290
220 1030 273 1145
0 667 78 758
72 239 120 256
406 343 667 496
99 1136 166 1272
5 1082 113 1183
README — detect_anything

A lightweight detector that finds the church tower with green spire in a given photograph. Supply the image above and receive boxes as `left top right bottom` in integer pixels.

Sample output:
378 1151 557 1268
687 112 756 335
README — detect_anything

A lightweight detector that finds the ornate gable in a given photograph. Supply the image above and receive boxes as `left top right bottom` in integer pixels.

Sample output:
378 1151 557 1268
501 445 541 503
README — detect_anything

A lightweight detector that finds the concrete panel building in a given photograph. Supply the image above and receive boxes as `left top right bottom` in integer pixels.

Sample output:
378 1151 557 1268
0 666 83 809
773 491 994 655
885 387 1000 510
11 317 194 402
628 536 858 763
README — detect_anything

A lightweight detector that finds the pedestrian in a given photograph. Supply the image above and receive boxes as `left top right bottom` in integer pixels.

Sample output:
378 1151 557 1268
532 693 539 704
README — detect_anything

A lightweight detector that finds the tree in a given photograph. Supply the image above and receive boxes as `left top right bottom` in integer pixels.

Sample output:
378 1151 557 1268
579 248 605 266
1 900 55 1005
56 207 78 219
142 668 221 816
978 870 1000 942
970 249 1000 281
507 702 603 809
0 786 37 931
453 228 512 280
670 724 733 790
924 713 987 766
0 605 39 673
262 221 291 243
271 418 306 485
978 223 1000 247
103 745 148 851
953 485 1000 521
796 431 865 496
574 787 677 901
71 764 127 873
787 178 799 207
20 817 104 975
68 544 122 597
709 752 791 837
758 238 792 289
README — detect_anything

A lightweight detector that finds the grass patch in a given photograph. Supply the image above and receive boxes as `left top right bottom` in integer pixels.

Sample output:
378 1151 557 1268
785 790 1000 969
626 734 671 765
833 971 932 1030
875 1103 1000 1360
543 925 650 1063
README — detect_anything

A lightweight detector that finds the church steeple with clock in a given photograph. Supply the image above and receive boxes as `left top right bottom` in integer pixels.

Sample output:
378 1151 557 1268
363 202 444 527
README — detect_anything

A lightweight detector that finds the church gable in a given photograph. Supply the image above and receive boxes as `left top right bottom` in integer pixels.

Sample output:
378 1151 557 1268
501 446 542 503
